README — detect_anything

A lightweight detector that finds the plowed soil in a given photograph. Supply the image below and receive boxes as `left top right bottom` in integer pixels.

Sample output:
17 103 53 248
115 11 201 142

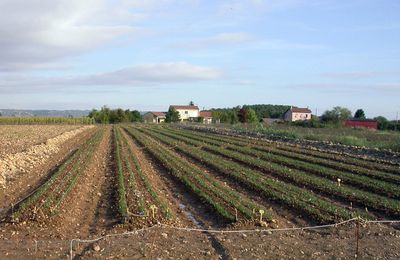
0 125 399 260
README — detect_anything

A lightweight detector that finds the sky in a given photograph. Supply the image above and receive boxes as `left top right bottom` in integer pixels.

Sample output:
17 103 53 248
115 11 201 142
0 0 399 119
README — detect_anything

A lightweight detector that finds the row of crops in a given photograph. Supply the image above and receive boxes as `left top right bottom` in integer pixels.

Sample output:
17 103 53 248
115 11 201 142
131 125 400 223
11 127 104 221
112 126 174 224
161 127 400 199
123 126 272 224
0 117 94 125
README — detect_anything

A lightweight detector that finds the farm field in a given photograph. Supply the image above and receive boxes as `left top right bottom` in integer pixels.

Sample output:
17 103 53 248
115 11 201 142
0 124 399 259
224 123 400 152
0 125 82 156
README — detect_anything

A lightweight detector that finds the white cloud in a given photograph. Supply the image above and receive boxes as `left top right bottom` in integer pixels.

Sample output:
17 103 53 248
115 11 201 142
0 62 224 93
0 0 140 71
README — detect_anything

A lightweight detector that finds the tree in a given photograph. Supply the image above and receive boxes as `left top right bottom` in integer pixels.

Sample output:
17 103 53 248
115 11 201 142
165 107 180 123
89 106 142 124
247 108 258 123
354 109 366 119
238 107 258 123
189 101 194 106
374 116 389 130
130 110 142 122
99 106 111 124
321 106 352 125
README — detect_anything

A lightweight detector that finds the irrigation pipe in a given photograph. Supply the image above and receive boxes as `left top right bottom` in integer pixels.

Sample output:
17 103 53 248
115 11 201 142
69 218 400 259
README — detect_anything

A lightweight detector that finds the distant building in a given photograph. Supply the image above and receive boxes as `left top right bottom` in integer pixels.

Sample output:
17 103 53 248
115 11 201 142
284 106 312 122
199 111 213 124
143 112 166 124
344 119 378 130
169 105 199 121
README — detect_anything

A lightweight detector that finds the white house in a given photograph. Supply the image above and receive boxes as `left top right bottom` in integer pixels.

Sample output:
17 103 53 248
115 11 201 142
170 105 199 121
284 107 312 122
143 112 166 123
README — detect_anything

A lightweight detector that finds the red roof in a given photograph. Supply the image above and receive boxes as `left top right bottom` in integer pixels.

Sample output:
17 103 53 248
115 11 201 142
151 112 166 118
200 111 212 118
170 105 199 110
289 107 312 113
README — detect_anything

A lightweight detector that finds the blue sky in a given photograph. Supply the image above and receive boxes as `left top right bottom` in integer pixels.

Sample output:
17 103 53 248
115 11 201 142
0 0 399 119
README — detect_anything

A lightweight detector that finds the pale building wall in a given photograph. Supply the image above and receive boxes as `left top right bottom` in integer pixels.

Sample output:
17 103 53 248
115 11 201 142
292 112 311 121
285 111 312 122
203 118 212 124
176 109 199 120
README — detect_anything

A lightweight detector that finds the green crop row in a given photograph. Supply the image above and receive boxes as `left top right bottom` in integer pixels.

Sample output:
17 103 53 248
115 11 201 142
113 127 129 221
137 126 364 224
12 128 103 220
152 127 399 218
162 127 400 198
118 127 173 219
167 126 400 185
125 126 271 223
175 125 400 168
275 144 400 175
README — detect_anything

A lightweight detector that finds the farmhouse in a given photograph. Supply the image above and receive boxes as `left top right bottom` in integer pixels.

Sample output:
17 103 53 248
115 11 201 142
143 112 166 124
344 119 378 130
199 111 213 124
170 105 199 121
284 106 312 122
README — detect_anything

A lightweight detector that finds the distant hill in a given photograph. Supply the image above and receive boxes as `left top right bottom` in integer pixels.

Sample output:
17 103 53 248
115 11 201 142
0 109 91 117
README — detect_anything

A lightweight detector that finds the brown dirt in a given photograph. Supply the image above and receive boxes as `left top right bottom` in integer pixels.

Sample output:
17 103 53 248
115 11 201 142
0 127 96 210
0 125 399 259
120 128 192 228
0 222 399 259
0 125 81 157
0 125 94 188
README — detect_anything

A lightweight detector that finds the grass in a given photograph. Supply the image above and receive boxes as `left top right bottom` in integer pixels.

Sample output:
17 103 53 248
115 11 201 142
225 123 400 151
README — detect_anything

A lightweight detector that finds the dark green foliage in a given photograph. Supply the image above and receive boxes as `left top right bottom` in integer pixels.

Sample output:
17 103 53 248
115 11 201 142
374 116 389 130
89 106 142 124
130 110 142 122
291 115 322 128
215 107 239 124
165 107 180 123
354 109 366 119
211 104 290 124
321 106 352 124
238 108 258 123
242 104 290 119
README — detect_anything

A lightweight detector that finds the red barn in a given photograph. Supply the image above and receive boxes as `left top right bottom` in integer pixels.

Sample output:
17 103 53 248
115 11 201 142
344 119 378 130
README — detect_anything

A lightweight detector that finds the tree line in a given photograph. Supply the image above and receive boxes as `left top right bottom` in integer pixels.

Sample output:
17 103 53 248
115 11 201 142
88 106 142 124
56 104 400 131
209 104 290 124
